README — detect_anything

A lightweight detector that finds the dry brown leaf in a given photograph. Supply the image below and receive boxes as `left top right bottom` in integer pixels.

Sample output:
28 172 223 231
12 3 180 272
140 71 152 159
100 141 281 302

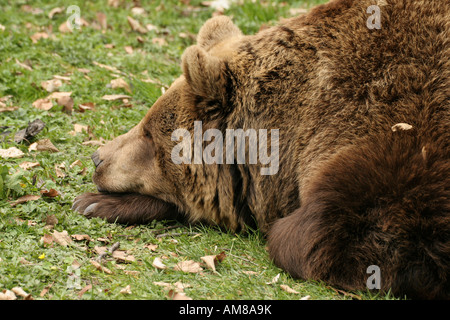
152 257 167 270
32 98 53 110
174 260 203 273
10 195 40 207
96 12 107 30
52 230 73 247
300 295 311 300
30 32 49 43
71 234 91 241
0 147 24 159
266 273 280 285
11 287 33 300
280 284 300 294
54 163 66 178
145 243 158 251
41 234 54 247
119 285 132 295
152 37 167 46
168 290 193 300
77 68 91 74
112 250 135 263
78 284 92 298
124 46 133 54
78 102 95 112
31 139 59 153
15 58 33 71
131 7 146 15
0 290 17 300
102 94 131 101
0 106 19 112
127 16 147 34
48 7 64 19
47 91 72 99
93 61 122 74
39 283 53 298
41 79 62 92
19 161 40 170
90 260 113 274
40 188 60 198
110 78 132 93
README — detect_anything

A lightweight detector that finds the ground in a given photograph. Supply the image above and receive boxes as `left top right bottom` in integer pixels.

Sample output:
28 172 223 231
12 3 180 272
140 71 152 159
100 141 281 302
0 0 398 300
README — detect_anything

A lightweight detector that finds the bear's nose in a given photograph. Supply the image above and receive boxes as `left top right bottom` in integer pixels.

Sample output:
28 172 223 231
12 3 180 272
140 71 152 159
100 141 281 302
91 150 103 168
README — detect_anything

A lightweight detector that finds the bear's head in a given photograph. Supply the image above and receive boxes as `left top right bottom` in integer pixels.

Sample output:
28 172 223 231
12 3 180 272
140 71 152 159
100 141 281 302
85 16 249 224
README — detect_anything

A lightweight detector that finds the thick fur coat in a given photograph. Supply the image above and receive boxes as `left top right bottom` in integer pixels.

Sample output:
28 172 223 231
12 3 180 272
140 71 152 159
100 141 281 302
73 0 450 299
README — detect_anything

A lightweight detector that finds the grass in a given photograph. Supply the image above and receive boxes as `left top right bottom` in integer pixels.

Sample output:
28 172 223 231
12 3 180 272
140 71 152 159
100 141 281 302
0 0 398 300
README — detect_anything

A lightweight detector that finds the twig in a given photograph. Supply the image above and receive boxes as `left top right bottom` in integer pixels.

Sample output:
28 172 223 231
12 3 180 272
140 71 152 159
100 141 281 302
96 241 120 261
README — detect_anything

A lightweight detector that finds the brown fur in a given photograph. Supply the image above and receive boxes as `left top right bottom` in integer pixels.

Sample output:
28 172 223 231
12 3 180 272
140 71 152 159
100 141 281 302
73 0 450 299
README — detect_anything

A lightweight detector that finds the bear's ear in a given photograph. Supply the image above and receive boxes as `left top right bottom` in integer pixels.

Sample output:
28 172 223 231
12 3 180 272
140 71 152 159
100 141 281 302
182 45 229 102
197 16 242 51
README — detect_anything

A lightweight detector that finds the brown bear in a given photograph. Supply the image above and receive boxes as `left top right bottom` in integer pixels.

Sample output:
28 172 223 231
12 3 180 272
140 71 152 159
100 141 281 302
73 0 450 299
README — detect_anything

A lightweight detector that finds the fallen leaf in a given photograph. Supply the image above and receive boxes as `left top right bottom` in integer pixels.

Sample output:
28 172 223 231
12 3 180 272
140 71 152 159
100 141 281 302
0 147 24 158
32 98 53 110
102 94 131 101
0 290 17 300
174 260 203 273
30 32 49 43
152 37 167 46
40 188 59 198
90 260 113 274
300 295 311 300
127 16 147 34
266 273 280 285
52 230 72 247
41 79 62 92
152 257 167 270
19 161 40 170
145 243 158 251
40 283 53 297
48 7 64 19
168 290 193 300
77 68 91 74
110 78 132 93
71 234 91 241
124 46 133 54
41 234 54 247
78 284 92 298
131 7 146 15
112 250 135 263
57 95 74 113
200 251 226 272
15 58 33 71
280 284 300 294
54 163 66 178
96 12 107 30
0 106 19 112
78 102 95 112
93 61 122 74
11 287 33 300
45 214 58 226
30 139 59 153
119 285 132 295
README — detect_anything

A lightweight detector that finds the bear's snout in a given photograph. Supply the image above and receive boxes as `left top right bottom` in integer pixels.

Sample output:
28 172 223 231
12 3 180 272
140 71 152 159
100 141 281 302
91 150 103 168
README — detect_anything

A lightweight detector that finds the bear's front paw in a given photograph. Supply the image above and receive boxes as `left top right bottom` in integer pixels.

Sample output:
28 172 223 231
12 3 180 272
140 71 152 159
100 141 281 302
72 192 183 225
72 193 111 220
